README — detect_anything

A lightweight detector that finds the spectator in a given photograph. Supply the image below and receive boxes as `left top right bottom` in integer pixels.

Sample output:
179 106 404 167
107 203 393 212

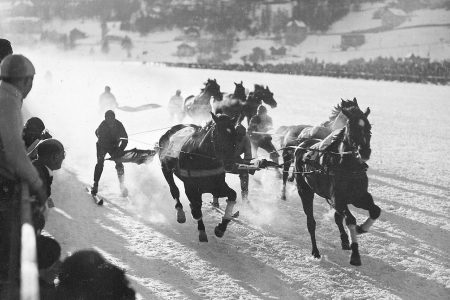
56 249 136 300
31 138 65 234
0 39 12 63
23 117 53 160
0 54 47 280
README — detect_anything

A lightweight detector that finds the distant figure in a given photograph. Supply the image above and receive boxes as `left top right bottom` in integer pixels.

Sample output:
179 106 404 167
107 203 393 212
56 249 136 300
248 105 280 165
98 86 118 113
168 89 184 123
92 110 128 196
31 139 65 234
23 117 53 159
0 39 12 62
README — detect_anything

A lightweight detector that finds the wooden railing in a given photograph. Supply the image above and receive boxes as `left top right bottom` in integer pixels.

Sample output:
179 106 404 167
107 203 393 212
2 182 39 300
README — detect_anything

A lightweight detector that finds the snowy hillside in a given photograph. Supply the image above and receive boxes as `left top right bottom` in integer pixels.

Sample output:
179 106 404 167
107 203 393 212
18 49 450 299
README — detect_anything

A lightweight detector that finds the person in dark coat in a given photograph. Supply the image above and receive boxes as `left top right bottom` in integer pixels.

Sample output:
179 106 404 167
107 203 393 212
23 117 53 159
31 139 65 234
247 104 280 164
91 110 128 196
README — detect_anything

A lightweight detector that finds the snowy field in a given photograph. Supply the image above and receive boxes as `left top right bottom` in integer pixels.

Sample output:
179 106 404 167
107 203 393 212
20 51 450 299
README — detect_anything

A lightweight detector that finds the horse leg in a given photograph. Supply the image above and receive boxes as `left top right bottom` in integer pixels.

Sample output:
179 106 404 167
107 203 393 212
296 176 319 258
343 209 361 266
354 192 381 234
334 212 350 250
161 167 186 223
185 185 208 242
280 151 290 200
214 182 237 238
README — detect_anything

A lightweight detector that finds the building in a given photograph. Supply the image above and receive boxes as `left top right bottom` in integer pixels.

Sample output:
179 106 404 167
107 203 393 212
380 8 407 28
340 33 365 51
285 19 307 45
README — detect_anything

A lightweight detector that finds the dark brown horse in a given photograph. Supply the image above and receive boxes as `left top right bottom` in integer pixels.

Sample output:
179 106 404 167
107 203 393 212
294 101 379 266
280 99 359 200
184 79 223 123
212 81 247 120
241 84 277 125
158 113 237 242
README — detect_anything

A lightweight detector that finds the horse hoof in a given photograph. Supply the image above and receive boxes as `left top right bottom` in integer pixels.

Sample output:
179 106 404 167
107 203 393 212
199 230 208 242
214 225 225 238
356 225 367 234
350 243 361 266
280 194 286 201
177 209 186 224
288 176 295 182
312 250 321 259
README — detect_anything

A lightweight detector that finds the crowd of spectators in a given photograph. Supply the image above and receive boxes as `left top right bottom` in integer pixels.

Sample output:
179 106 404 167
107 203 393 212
166 55 450 85
0 39 136 300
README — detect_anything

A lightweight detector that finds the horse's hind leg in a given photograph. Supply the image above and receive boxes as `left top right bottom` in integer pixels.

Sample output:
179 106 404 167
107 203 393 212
355 192 381 234
334 212 351 250
185 185 208 242
296 176 320 258
162 167 186 223
280 150 291 200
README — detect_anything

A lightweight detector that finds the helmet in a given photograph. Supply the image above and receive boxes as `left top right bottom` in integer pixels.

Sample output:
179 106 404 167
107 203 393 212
0 54 35 78
105 110 115 119
236 124 246 138
24 117 45 133
257 105 267 115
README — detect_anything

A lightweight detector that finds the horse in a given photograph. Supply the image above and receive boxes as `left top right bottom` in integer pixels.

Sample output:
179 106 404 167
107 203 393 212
293 101 379 266
184 79 223 123
241 84 277 125
158 113 238 242
280 99 360 200
212 81 247 120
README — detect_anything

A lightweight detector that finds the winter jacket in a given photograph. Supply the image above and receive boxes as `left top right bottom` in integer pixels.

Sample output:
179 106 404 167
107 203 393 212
0 81 42 190
95 120 128 151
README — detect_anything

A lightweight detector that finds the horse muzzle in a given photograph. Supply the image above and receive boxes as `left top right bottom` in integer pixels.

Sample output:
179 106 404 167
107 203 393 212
358 147 371 162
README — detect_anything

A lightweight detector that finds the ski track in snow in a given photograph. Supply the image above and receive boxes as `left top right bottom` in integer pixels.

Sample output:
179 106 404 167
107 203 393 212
26 54 449 299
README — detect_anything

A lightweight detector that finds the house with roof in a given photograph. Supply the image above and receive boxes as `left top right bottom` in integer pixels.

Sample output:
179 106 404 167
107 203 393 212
285 19 307 45
380 8 408 28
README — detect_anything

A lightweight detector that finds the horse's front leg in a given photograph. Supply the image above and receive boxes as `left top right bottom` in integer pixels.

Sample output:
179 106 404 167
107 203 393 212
214 182 237 238
343 209 361 266
355 192 381 234
280 150 291 200
297 176 320 258
334 212 350 250
161 166 185 223
185 185 208 242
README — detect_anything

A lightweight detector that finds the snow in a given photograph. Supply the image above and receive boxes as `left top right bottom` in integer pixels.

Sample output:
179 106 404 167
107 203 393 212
16 48 450 299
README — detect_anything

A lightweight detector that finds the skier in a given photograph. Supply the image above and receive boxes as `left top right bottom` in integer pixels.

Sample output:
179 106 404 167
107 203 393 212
98 85 118 113
168 89 184 123
91 110 128 196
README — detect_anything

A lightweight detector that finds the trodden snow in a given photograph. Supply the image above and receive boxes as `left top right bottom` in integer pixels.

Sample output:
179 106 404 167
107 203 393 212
21 51 449 299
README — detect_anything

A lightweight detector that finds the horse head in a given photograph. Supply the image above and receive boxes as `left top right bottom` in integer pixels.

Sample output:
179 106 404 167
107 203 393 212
260 85 277 108
341 100 372 162
209 112 237 168
204 78 223 101
233 81 246 101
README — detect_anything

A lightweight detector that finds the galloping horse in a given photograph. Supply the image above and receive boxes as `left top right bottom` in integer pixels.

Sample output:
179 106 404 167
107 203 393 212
241 84 277 125
280 99 359 200
184 79 223 123
294 101 379 266
212 81 247 120
158 113 238 242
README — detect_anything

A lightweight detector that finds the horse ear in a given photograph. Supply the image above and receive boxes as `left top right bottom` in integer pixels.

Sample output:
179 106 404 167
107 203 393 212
210 112 218 123
364 107 371 117
240 81 243 85
353 97 358 105
234 82 237 86
340 99 346 107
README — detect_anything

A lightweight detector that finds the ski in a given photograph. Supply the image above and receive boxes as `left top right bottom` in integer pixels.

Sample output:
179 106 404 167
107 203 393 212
85 186 104 206
210 203 241 223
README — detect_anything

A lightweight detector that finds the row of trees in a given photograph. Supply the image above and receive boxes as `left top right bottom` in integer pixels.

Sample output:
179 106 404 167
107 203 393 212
27 0 354 34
